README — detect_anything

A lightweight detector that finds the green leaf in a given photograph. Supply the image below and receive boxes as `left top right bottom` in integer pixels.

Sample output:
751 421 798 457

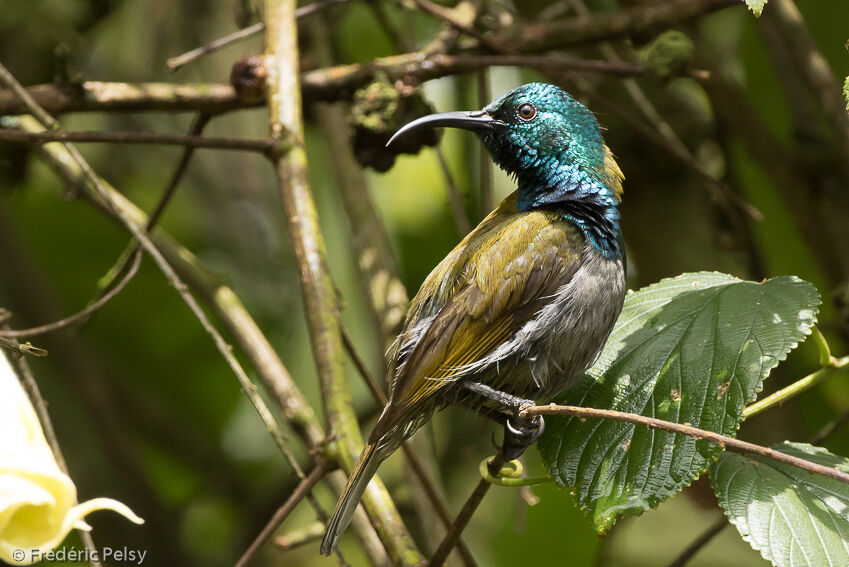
538 272 819 533
745 0 768 17
711 442 849 567
843 76 848 110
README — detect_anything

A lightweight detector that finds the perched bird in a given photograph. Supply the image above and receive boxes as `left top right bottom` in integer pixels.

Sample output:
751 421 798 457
321 82 626 554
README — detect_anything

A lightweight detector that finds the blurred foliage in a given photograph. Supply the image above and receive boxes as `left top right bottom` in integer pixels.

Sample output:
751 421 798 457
1 1 848 566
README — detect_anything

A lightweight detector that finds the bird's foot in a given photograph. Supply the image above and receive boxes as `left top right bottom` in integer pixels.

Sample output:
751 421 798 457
503 411 544 461
462 381 544 460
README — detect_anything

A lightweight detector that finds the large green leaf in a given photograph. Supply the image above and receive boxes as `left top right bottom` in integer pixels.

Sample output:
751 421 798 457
538 272 819 533
712 442 849 567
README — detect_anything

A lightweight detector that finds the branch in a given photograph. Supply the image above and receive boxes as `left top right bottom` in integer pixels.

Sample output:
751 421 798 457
166 0 350 72
265 1 421 563
235 463 329 567
489 0 737 52
0 0 739 116
0 336 48 357
664 516 727 567
428 453 509 567
0 81 249 115
0 128 279 153
0 250 142 338
762 0 849 165
521 404 849 485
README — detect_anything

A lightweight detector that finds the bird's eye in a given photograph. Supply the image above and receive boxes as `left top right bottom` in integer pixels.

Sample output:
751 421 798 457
517 103 537 121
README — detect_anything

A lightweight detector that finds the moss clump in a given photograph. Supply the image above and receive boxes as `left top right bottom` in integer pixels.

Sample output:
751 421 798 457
349 73 438 172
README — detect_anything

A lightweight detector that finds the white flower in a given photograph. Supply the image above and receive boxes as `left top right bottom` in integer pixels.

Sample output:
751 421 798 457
0 352 143 565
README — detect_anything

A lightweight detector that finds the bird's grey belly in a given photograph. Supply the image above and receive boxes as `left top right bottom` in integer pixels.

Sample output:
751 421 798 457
464 243 625 405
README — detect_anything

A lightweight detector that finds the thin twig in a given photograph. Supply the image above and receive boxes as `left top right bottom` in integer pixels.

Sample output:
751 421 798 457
12 348 102 566
81 112 213 329
166 0 350 71
273 521 326 551
408 0 505 52
235 463 329 567
435 147 472 236
477 69 493 216
522 404 849 485
664 516 727 567
667 386 849 567
0 336 48 357
811 408 849 446
429 453 508 566
0 127 278 153
0 251 142 338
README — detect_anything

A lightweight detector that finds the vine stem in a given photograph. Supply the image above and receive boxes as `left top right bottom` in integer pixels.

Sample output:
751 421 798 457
743 354 848 419
521 404 849 485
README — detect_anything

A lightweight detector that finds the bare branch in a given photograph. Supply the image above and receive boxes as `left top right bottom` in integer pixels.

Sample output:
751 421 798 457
166 0 350 72
0 127 278 153
235 463 330 567
266 1 421 563
0 251 142 338
522 404 849 485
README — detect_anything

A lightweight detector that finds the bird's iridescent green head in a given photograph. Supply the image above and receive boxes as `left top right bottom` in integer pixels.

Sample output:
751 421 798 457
388 82 624 258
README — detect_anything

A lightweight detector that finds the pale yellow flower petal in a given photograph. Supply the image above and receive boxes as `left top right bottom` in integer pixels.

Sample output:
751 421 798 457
0 353 143 565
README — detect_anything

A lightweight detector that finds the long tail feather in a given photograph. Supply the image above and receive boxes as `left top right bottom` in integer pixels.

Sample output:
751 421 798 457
320 442 382 555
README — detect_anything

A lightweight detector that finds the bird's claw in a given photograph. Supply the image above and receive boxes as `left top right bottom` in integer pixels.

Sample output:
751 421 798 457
503 413 545 461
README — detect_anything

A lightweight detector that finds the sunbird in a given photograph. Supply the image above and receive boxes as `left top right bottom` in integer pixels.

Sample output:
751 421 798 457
321 82 626 554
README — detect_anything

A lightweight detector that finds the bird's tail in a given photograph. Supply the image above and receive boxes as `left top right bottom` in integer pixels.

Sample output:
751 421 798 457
320 441 382 555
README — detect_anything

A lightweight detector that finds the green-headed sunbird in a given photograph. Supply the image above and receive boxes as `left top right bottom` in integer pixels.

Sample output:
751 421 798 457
321 82 626 554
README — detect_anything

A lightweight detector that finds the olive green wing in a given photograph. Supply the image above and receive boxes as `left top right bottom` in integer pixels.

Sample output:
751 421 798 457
385 212 583 421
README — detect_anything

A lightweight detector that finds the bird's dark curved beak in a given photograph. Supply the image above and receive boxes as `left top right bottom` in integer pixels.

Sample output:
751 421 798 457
386 110 503 147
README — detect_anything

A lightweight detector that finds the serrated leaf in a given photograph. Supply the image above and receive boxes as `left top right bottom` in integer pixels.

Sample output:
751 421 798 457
745 0 768 17
711 442 849 567
538 272 820 533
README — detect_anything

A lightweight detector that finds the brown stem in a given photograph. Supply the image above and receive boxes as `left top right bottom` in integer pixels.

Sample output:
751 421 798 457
0 336 48 357
664 516 727 567
273 521 326 551
428 453 508 567
167 0 350 71
0 250 142 338
0 127 278 153
494 0 737 53
522 404 849 485
762 0 849 166
235 463 329 567
435 146 472 236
